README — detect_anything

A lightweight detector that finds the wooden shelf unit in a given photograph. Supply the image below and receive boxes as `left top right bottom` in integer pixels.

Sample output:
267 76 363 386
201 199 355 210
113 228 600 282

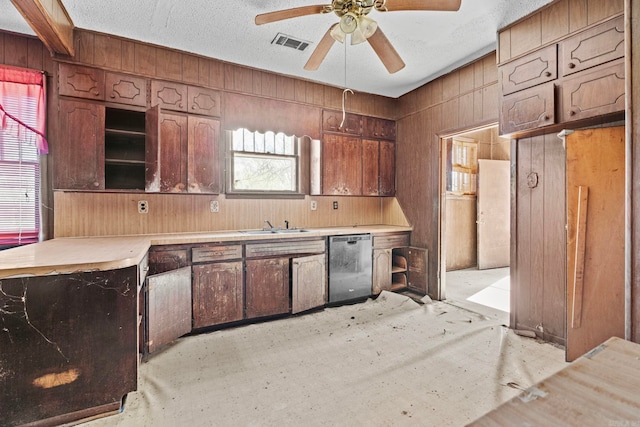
104 108 146 190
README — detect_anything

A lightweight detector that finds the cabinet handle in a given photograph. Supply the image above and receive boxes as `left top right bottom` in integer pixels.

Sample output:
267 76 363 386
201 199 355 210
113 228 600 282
544 71 552 77
93 90 100 96
568 62 576 69
569 110 576 116
110 93 116 98
93 181 100 187
541 115 549 121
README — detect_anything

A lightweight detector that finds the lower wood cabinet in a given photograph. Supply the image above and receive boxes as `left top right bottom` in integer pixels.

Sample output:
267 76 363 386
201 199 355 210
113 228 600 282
192 261 244 328
373 248 393 294
245 257 290 318
292 253 327 314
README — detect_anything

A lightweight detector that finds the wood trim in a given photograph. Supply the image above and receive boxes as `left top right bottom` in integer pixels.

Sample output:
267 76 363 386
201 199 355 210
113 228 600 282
10 0 74 56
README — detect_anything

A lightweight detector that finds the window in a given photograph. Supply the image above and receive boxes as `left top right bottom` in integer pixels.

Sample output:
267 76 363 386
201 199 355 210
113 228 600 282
0 66 47 248
227 128 300 195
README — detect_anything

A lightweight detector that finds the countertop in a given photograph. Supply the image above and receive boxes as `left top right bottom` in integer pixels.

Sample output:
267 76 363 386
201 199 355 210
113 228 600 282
0 225 411 278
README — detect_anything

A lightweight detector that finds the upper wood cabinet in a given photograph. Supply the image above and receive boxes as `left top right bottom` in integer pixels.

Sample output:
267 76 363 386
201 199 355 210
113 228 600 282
55 99 105 190
151 80 188 112
322 109 362 135
59 64 148 108
187 116 220 193
559 59 625 122
500 84 555 135
58 63 105 100
105 72 147 107
362 139 380 196
152 80 221 117
187 86 221 117
156 112 221 193
559 15 624 77
322 134 362 195
500 44 557 96
498 14 624 136
379 140 396 197
363 117 396 141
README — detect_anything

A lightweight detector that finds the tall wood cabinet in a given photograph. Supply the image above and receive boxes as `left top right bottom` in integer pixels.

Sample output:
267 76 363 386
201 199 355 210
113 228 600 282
318 110 396 196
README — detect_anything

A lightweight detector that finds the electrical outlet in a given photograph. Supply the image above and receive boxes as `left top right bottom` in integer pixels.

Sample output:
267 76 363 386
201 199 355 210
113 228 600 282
138 200 148 214
210 200 219 213
310 200 317 211
333 201 338 210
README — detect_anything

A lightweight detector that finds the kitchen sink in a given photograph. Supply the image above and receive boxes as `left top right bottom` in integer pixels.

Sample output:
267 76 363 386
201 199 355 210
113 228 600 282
241 228 309 235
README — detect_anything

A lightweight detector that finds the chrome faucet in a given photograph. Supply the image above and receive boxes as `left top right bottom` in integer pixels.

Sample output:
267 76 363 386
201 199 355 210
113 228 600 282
263 219 275 230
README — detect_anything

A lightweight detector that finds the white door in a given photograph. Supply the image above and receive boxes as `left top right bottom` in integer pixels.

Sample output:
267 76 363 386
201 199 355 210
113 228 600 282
477 159 510 270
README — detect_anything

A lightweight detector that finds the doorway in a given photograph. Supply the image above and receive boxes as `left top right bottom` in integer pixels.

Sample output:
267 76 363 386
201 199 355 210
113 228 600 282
438 124 511 318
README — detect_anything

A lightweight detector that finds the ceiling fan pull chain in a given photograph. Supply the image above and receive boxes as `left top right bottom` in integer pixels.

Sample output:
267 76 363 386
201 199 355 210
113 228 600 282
340 88 354 130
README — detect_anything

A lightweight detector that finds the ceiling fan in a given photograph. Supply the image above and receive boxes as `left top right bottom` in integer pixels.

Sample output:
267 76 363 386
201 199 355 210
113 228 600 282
255 0 462 74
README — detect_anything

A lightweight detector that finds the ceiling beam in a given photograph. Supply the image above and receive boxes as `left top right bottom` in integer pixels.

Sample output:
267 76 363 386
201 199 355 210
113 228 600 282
10 0 74 56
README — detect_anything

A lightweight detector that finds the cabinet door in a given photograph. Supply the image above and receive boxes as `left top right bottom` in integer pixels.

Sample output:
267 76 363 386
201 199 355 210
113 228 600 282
192 261 244 328
379 140 396 196
560 60 625 123
188 86 221 117
58 63 105 100
245 258 290 318
500 44 557 96
560 15 624 76
322 134 362 195
500 83 555 135
151 80 188 112
187 116 220 193
322 110 362 135
55 99 105 189
159 112 188 192
373 248 392 295
105 72 147 107
147 266 192 353
363 117 396 140
362 139 380 196
292 254 326 314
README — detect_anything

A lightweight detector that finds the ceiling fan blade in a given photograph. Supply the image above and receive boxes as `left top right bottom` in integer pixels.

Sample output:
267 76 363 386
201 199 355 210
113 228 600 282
377 0 462 12
255 5 327 25
367 27 406 74
304 25 338 71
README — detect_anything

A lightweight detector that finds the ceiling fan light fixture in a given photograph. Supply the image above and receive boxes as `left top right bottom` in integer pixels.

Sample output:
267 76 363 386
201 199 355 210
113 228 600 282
351 15 377 45
330 24 346 43
339 12 358 34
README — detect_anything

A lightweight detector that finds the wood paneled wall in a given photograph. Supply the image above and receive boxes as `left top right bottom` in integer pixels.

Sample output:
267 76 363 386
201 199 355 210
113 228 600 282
66 29 397 120
53 192 408 237
395 53 499 297
0 28 405 239
498 0 624 64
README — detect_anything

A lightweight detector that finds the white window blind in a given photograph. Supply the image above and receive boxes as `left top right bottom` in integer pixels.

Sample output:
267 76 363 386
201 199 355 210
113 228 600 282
0 95 41 247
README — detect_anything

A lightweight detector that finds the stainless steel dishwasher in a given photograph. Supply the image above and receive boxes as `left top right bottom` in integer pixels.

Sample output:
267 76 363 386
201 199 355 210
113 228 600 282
328 234 373 303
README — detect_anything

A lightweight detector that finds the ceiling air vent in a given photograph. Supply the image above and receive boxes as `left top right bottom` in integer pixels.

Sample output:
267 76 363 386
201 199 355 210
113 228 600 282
271 33 311 51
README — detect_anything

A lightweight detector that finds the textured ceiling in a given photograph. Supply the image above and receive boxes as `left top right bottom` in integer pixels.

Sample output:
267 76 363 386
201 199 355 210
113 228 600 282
1 0 554 97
